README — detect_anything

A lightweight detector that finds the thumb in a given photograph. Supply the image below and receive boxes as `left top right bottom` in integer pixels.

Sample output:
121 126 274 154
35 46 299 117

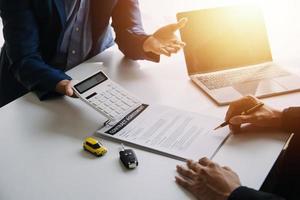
229 115 256 125
65 81 74 97
170 18 188 32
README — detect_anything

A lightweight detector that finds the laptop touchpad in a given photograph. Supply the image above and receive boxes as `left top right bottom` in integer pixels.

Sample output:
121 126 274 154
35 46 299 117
273 75 300 90
233 80 285 96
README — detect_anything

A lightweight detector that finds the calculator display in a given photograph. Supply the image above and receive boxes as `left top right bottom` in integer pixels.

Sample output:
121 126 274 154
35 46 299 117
75 72 108 94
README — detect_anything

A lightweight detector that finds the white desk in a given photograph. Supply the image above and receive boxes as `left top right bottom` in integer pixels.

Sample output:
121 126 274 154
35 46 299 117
1 0 300 199
0 45 299 200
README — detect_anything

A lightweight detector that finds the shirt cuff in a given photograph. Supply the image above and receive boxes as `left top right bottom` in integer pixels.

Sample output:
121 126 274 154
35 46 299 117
34 71 72 101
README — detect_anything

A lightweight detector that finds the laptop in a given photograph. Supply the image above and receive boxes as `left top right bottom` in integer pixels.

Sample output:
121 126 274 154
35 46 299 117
177 6 300 105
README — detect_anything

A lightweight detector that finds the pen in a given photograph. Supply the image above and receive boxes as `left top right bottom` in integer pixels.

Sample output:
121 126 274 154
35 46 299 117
213 102 265 131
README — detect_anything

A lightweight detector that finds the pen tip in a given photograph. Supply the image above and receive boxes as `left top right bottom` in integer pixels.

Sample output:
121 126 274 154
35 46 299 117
213 126 220 131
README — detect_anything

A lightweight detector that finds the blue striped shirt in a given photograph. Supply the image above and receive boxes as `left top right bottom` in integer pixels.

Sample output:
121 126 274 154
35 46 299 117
54 0 92 69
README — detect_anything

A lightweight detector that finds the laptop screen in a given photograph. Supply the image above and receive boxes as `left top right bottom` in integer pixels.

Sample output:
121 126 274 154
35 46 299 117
177 6 272 75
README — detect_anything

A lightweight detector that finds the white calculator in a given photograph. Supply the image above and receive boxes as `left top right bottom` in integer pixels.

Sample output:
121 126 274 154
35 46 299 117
72 71 143 124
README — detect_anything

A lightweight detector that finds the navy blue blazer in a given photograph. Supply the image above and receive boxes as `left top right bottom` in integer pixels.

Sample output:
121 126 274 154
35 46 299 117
0 0 158 107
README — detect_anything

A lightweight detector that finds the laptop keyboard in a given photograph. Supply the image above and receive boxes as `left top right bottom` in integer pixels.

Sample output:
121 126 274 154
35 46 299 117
196 64 290 90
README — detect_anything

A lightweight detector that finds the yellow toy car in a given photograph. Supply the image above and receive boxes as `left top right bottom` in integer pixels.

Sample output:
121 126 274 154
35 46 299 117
83 137 107 157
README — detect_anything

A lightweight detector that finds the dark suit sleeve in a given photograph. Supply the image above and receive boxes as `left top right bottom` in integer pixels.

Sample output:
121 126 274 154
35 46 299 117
282 107 300 133
111 0 159 62
228 187 285 200
0 0 71 100
228 109 300 199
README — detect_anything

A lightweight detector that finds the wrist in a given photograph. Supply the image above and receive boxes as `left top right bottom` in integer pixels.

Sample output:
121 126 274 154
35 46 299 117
273 109 283 129
217 193 231 200
142 36 154 53
215 184 241 200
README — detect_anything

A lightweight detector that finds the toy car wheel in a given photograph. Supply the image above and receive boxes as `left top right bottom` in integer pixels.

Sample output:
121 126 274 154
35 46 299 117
93 152 98 156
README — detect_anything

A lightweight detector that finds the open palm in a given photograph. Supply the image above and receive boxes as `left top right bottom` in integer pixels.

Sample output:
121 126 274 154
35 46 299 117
143 18 187 56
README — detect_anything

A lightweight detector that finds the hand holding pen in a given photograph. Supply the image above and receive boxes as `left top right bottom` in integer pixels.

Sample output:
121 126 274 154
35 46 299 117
215 96 283 133
214 102 264 130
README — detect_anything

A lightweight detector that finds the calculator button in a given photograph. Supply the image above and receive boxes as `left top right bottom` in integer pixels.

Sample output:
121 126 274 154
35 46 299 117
111 111 118 116
108 107 116 112
115 95 122 100
127 101 134 106
115 110 121 114
97 108 104 112
120 107 126 111
121 99 129 104
103 110 109 114
84 80 143 120
104 94 112 98
115 101 122 106
98 97 106 102
109 97 115 101
97 107 104 111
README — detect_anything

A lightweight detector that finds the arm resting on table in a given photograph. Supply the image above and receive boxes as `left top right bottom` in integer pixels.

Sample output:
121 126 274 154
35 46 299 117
0 0 70 100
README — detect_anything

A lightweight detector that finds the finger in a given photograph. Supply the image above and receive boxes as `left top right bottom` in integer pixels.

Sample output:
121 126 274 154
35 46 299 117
225 108 233 122
198 158 220 168
172 40 186 47
207 161 219 168
229 115 257 125
149 48 163 56
156 47 171 56
187 160 206 174
175 176 193 192
170 18 188 32
167 44 182 51
247 95 260 104
71 93 79 98
186 161 208 183
65 82 74 97
229 124 241 134
177 18 188 30
198 157 213 166
176 165 197 180
55 80 73 96
164 46 178 54
225 96 258 121
222 166 233 171
160 47 172 56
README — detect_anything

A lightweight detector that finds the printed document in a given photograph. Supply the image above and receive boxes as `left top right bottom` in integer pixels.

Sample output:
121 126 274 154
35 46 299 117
97 105 230 160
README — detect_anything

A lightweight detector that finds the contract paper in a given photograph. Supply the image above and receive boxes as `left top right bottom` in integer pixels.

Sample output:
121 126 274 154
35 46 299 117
97 104 230 161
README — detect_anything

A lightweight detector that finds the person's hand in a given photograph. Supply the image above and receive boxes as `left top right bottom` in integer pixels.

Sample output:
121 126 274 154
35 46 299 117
143 18 187 57
55 80 74 97
176 158 241 200
225 95 283 133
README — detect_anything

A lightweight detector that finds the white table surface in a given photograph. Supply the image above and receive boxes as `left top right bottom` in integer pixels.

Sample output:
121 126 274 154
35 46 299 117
1 1 300 199
0 46 299 200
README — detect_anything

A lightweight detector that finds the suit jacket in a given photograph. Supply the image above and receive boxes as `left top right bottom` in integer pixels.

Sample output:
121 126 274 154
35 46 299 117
229 187 285 200
229 107 300 200
0 0 158 106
